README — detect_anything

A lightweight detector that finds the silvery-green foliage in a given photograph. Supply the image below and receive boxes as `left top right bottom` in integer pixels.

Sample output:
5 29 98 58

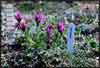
39 46 69 67
67 45 96 67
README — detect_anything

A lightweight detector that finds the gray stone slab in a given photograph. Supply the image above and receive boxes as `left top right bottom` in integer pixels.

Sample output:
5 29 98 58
6 12 14 17
5 4 13 9
4 8 14 12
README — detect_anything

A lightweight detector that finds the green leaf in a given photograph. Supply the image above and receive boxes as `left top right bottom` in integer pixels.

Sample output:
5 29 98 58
89 41 97 48
24 30 35 47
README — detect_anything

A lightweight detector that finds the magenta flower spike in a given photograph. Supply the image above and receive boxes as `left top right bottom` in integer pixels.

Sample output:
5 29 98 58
46 24 53 49
46 24 53 34
15 10 22 22
16 19 27 31
35 11 46 26
57 21 65 33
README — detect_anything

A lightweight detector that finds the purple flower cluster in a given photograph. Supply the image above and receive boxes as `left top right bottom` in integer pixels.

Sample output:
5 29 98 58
15 19 27 31
57 21 65 33
46 24 53 34
15 10 22 22
35 11 46 26
15 10 65 34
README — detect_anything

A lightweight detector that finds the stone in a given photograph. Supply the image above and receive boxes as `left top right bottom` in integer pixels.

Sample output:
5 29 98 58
6 13 14 17
6 4 13 9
